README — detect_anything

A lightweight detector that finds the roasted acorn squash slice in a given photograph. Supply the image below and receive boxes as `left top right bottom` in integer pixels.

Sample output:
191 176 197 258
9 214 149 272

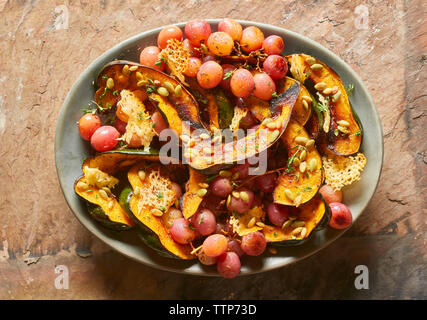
273 120 323 206
287 54 362 156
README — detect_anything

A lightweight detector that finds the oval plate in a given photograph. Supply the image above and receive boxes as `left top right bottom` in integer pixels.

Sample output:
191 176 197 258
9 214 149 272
55 20 383 276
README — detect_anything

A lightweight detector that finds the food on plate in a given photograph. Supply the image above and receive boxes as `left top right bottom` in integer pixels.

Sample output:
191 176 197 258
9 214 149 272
75 19 366 278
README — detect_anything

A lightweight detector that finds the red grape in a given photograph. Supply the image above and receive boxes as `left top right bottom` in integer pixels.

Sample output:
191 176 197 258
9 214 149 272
114 118 127 135
191 209 216 236
210 177 233 198
241 231 266 256
230 162 250 179
240 26 264 53
78 113 101 141
228 188 254 214
197 250 217 265
203 234 228 257
217 252 241 278
170 218 196 244
184 56 202 77
255 172 277 193
253 73 276 100
157 25 183 49
197 61 223 89
183 39 200 57
329 202 352 229
139 46 165 71
207 32 234 56
262 35 284 55
218 18 242 41
230 69 255 97
220 64 235 91
164 208 183 228
90 126 119 152
263 55 288 80
267 203 290 227
171 182 183 200
319 185 343 204
227 240 245 257
185 19 211 47
151 111 167 135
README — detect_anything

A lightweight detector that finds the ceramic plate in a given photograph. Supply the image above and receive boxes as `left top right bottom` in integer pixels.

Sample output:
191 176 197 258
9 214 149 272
55 19 383 276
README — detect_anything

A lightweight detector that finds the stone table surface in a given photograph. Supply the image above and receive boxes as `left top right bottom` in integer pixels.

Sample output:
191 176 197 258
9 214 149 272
0 0 425 300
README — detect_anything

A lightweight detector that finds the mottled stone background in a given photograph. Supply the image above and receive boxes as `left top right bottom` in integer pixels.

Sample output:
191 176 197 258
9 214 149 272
0 0 425 299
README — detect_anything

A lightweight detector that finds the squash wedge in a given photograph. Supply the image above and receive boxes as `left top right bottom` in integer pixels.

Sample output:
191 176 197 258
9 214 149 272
127 162 194 260
273 120 323 206
264 194 331 245
181 168 207 219
184 82 300 173
287 54 362 155
95 60 206 135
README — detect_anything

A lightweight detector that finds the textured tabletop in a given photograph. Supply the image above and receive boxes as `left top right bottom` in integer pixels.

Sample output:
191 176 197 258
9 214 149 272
0 0 425 299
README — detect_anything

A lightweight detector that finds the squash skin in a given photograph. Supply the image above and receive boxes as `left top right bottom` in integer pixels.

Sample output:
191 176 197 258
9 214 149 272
119 186 180 258
127 162 195 260
287 54 362 156
185 82 300 173
264 194 331 246
273 120 323 206
95 60 206 135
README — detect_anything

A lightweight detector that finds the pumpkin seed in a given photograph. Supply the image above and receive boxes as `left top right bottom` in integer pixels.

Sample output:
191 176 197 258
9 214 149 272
99 189 108 199
129 65 138 71
268 247 278 254
197 188 208 197
240 191 249 202
247 217 256 228
135 71 143 81
174 84 183 96
137 80 146 87
292 227 303 236
76 181 88 190
219 170 232 178
138 170 146 181
302 95 313 103
180 134 190 143
102 187 111 195
231 172 240 180
338 125 350 134
106 78 114 90
309 158 318 171
314 82 327 91
152 208 164 217
293 157 300 166
226 194 231 207
294 195 302 207
267 121 277 129
310 63 323 71
302 99 309 110
299 149 307 161
291 220 306 228
332 90 341 102
163 81 175 93
305 139 315 149
232 191 240 199
323 88 333 95
269 129 280 143
306 57 316 65
157 86 169 96
289 216 297 221
300 227 308 238
122 64 130 75
299 161 307 173
261 118 273 126
199 133 210 140
256 222 266 228
282 220 293 229
198 182 209 189
284 189 294 201
337 119 350 127
295 136 308 144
